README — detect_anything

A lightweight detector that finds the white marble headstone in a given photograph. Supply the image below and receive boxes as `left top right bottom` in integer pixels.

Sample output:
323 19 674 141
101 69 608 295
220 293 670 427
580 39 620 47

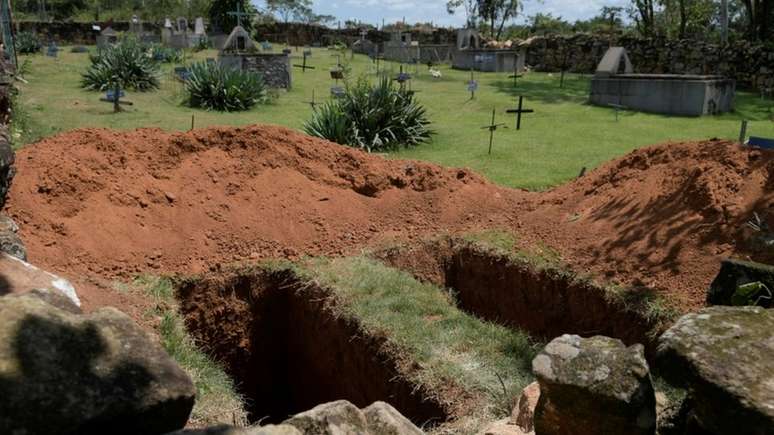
195 17 206 35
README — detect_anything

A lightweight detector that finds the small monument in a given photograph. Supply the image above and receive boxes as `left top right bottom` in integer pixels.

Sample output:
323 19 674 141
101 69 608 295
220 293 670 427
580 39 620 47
590 47 736 116
221 26 256 53
194 17 206 36
218 26 291 89
452 29 517 73
96 27 119 49
129 15 142 34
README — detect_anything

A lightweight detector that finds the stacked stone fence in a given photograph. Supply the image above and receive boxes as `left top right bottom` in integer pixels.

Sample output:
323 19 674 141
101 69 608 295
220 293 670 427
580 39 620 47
524 33 774 89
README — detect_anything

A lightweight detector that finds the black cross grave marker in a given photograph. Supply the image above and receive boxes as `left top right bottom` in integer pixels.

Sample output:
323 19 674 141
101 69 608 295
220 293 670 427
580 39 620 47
481 108 507 155
294 53 315 73
506 96 534 130
227 2 251 28
608 103 626 122
307 89 318 111
99 84 133 113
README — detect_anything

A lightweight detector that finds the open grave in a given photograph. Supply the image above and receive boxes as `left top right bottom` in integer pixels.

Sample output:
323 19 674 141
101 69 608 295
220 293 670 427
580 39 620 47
375 237 672 358
174 258 540 431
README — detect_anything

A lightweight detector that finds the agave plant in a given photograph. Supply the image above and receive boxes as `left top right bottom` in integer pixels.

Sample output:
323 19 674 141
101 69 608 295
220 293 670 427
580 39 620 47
82 37 160 92
304 77 433 152
15 32 42 54
184 61 267 112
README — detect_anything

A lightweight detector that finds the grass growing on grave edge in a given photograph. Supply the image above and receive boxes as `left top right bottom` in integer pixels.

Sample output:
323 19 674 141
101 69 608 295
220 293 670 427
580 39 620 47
291 256 541 432
13 46 774 190
131 275 249 428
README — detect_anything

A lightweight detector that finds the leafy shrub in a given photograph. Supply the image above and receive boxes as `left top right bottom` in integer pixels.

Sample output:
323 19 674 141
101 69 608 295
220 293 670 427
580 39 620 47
184 61 267 112
147 44 182 63
304 77 433 152
81 38 160 92
15 32 42 54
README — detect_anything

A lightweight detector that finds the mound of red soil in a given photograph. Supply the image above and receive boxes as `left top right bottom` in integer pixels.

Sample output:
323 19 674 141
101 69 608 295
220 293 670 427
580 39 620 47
7 127 774 313
6 126 522 309
518 139 774 309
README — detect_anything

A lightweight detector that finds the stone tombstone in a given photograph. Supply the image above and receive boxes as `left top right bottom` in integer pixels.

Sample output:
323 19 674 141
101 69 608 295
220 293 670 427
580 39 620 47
596 47 634 77
129 14 142 34
457 28 481 51
176 17 188 34
96 27 119 49
221 26 255 53
164 17 173 29
194 17 206 36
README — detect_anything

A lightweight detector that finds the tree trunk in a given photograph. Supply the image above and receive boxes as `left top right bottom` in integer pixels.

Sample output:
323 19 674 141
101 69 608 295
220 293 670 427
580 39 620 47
679 0 687 39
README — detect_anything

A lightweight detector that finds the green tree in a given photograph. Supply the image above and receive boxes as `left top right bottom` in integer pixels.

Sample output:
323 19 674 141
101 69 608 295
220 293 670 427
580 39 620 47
209 0 255 32
266 0 312 24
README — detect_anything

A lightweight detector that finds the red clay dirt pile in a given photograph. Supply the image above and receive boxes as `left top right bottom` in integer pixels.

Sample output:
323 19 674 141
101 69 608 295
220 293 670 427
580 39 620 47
6 126 774 312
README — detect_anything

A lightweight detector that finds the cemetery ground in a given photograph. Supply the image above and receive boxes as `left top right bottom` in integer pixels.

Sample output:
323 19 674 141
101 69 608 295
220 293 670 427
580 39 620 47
13 45 774 190
8 45 774 432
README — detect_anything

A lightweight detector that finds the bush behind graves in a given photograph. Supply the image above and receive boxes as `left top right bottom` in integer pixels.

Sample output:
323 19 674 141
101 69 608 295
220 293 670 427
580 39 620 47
304 77 433 152
15 32 42 54
81 38 160 92
184 62 267 112
147 44 183 63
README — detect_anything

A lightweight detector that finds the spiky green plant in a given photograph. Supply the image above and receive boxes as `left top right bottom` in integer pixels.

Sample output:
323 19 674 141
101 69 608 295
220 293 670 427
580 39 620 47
183 61 267 112
81 38 160 92
15 32 42 54
304 77 433 152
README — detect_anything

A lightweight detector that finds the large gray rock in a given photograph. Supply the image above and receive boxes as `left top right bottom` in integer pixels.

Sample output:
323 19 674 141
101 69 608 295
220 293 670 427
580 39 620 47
0 214 25 260
532 334 656 435
657 306 774 435
0 252 80 307
0 293 196 435
363 401 424 435
167 401 423 435
283 400 423 435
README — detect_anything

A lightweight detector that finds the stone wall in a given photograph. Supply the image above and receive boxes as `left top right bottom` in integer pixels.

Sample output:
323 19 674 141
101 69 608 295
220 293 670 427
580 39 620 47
524 33 774 89
220 53 292 89
17 21 161 44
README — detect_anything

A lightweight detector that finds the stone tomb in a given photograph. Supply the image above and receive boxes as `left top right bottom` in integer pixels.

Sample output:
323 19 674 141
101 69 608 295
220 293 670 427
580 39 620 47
382 30 452 64
218 26 292 89
452 29 519 73
162 16 206 49
96 27 119 49
590 47 735 116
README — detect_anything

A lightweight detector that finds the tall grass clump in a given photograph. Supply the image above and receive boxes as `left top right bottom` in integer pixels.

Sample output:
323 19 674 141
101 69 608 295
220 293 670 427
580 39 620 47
184 61 267 112
81 37 160 91
304 77 433 152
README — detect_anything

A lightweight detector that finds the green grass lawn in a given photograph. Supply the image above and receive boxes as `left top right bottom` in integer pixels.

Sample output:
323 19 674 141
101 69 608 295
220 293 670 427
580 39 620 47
13 45 774 190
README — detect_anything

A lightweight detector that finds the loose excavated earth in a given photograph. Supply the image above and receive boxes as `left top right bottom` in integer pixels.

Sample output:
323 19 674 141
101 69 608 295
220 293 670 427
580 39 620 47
7 126 774 312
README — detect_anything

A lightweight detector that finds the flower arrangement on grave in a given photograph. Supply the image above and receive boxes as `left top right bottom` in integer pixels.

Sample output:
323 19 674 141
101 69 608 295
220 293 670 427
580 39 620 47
147 44 183 63
81 37 160 92
304 77 433 152
183 61 267 112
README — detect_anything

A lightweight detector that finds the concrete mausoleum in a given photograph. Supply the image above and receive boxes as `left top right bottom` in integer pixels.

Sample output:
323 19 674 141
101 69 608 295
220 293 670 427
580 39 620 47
452 29 521 73
218 26 292 89
589 47 735 116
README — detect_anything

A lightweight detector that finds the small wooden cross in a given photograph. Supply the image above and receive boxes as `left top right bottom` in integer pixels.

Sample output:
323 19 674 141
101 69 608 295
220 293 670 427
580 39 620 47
100 84 133 113
506 96 534 130
481 108 507 155
608 103 627 122
467 69 478 100
293 53 315 73
307 89 318 110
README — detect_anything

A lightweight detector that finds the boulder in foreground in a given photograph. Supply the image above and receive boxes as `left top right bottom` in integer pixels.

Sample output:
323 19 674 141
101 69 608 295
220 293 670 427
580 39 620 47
532 334 656 435
0 293 195 435
657 306 774 435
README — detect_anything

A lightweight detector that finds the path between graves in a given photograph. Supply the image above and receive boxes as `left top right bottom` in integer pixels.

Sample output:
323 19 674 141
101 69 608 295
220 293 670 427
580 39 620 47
6 125 774 313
